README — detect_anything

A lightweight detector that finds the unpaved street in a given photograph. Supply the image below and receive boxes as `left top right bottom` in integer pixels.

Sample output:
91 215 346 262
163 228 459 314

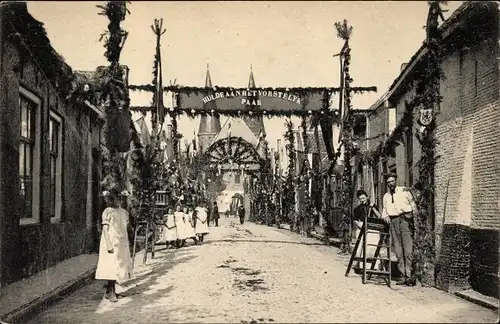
29 218 498 323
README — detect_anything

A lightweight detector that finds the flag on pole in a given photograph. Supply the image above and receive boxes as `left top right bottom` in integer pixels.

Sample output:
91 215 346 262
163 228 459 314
152 19 166 126
156 42 165 125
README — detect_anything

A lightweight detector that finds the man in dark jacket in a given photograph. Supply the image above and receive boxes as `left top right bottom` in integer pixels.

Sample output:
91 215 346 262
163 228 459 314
238 205 245 225
212 202 219 227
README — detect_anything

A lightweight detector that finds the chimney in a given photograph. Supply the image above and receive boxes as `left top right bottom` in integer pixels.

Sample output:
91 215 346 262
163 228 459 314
400 63 408 72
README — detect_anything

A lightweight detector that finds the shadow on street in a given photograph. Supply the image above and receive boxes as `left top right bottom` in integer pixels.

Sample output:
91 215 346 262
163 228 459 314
205 238 327 247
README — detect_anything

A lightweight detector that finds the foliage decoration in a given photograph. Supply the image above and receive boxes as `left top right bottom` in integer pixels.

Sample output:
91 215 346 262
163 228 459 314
411 0 446 286
357 1 449 285
299 116 313 235
129 85 375 118
129 85 376 95
283 120 296 225
97 1 132 193
359 101 414 166
130 105 342 118
3 3 75 99
128 136 169 225
335 19 355 236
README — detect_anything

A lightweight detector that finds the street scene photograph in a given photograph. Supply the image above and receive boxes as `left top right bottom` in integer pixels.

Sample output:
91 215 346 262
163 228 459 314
0 1 499 323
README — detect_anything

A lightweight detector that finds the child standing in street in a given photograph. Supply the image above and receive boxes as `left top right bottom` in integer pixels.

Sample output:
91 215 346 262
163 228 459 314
184 205 197 245
161 207 177 249
194 201 209 244
174 203 186 248
95 189 133 303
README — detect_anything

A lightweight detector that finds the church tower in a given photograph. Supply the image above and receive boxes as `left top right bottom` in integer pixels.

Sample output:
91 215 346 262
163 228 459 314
242 65 266 137
198 64 222 153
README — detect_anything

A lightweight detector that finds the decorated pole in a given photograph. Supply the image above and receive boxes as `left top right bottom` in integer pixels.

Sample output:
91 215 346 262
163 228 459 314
335 19 355 253
97 1 131 193
284 119 296 227
151 18 166 135
300 116 312 235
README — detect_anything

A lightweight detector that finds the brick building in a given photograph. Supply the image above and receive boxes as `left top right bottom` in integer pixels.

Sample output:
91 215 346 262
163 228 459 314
0 3 105 286
363 1 499 297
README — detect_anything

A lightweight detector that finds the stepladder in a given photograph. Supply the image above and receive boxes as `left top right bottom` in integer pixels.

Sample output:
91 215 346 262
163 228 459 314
131 191 170 267
345 212 392 287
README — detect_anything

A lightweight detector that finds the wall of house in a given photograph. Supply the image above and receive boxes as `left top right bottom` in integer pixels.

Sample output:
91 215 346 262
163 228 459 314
365 106 390 206
0 36 99 286
384 10 499 297
434 27 500 297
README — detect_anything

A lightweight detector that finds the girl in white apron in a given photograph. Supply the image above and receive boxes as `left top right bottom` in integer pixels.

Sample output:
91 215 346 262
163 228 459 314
95 190 133 303
183 206 197 244
194 201 209 244
161 207 177 249
174 203 186 248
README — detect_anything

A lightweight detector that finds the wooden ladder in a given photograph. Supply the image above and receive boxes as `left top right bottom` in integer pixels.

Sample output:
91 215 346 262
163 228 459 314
345 215 392 287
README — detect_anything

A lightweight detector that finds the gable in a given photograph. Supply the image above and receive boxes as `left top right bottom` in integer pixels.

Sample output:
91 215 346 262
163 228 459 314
210 117 259 146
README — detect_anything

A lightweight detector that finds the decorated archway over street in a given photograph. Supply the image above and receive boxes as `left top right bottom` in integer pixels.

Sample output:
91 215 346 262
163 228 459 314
203 136 263 175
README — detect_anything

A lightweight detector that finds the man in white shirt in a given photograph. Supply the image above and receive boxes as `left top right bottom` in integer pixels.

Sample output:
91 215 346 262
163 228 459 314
382 174 417 286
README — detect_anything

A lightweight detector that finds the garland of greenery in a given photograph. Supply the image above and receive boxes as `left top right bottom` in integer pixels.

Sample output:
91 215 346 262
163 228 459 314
357 2 446 285
335 19 355 235
170 113 180 163
272 150 281 225
299 116 313 235
129 85 375 118
261 139 273 225
3 4 74 99
97 1 131 193
130 105 341 118
410 1 445 286
283 120 296 225
129 84 376 95
128 137 168 224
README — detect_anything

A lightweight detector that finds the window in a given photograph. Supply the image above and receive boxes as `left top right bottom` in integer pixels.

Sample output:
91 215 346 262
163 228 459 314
234 172 241 184
388 108 397 135
49 111 63 221
405 130 413 186
19 88 41 224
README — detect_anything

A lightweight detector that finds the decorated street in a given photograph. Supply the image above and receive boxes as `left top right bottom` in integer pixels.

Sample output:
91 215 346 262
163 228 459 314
28 217 497 324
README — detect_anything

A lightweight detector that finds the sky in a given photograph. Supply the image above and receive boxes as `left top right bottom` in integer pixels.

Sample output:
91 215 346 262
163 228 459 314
28 1 463 150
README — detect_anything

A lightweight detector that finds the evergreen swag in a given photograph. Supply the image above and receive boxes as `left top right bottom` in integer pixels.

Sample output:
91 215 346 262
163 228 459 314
358 1 446 285
283 120 296 225
97 1 132 193
128 136 168 224
335 19 355 230
410 1 445 286
300 116 313 235
129 85 376 118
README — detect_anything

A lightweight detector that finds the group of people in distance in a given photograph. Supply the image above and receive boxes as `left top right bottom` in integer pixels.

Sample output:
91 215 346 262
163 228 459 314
156 200 210 248
94 190 214 303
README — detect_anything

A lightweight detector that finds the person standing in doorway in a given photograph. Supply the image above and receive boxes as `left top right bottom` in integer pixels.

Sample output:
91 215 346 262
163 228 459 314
212 202 220 227
238 205 246 225
95 189 133 303
381 174 417 286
